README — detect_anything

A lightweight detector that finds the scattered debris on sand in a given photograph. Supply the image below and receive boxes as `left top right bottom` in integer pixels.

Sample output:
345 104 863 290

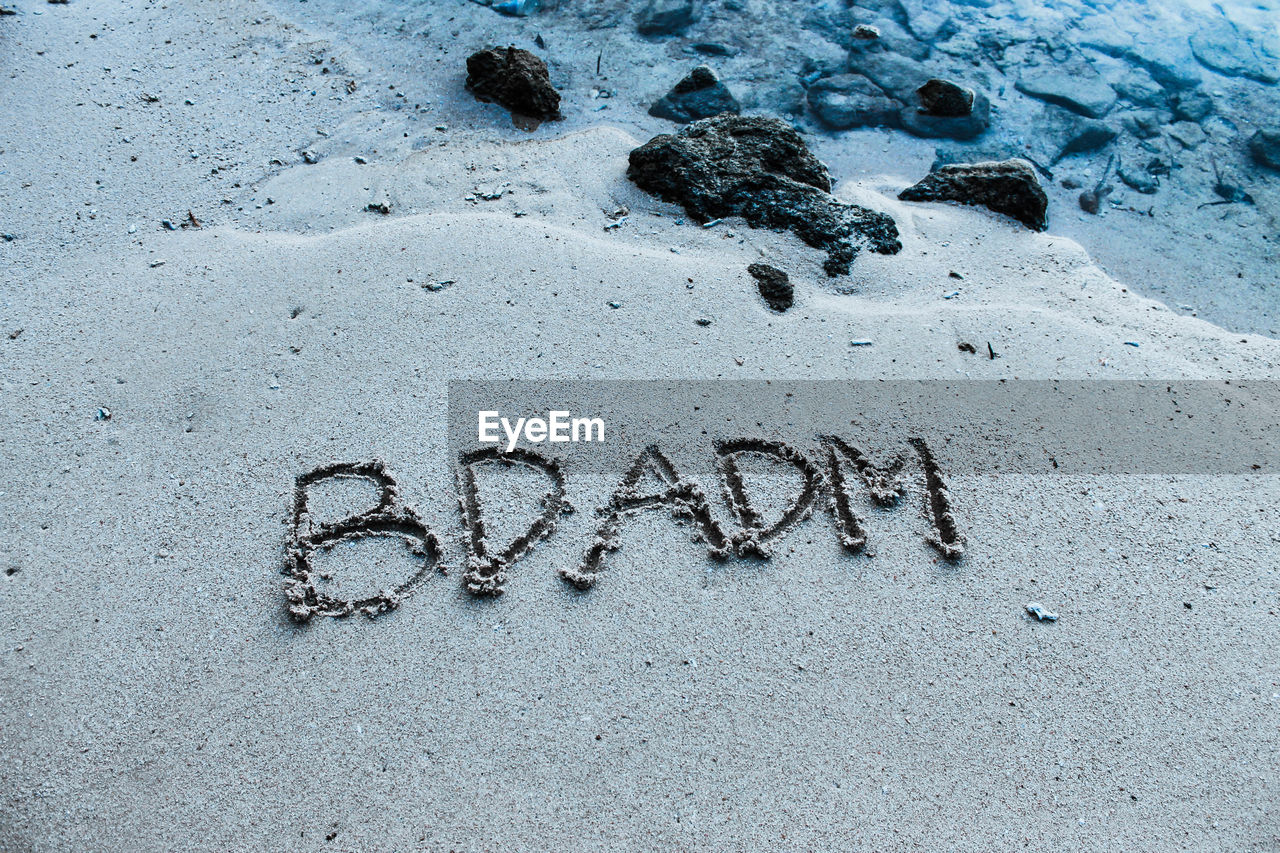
748 263 793 312
649 65 739 124
899 159 1048 231
1025 602 1059 622
627 115 900 275
1078 156 1115 215
465 45 561 122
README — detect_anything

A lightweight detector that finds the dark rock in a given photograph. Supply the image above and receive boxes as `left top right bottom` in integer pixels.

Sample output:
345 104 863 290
637 0 697 36
1250 129 1280 171
898 159 1048 231
1053 121 1117 164
1016 62 1116 118
692 42 736 56
649 66 739 123
748 263 794 312
1078 185 1111 214
627 115 901 275
916 79 974 117
902 88 989 141
465 46 561 120
1189 18 1279 84
1170 90 1214 123
1118 165 1158 194
806 74 903 130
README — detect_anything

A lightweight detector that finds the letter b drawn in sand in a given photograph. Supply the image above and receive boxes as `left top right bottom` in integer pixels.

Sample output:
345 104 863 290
284 461 442 622
456 446 570 596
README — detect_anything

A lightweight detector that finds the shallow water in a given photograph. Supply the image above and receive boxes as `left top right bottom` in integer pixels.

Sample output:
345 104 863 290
267 0 1280 334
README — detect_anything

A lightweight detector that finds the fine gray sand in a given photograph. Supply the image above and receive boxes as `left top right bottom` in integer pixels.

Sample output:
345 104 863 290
1 2 1278 851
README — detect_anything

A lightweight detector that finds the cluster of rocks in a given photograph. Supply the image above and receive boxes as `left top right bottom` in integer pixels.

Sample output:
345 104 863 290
627 115 901 275
796 0 1279 196
605 0 1280 200
805 30 991 141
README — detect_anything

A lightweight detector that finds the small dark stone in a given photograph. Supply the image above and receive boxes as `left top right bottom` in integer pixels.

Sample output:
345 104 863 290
748 263 793 312
916 79 974 117
1078 185 1110 215
465 45 561 120
1053 121 1117 164
637 0 696 36
901 90 990 140
692 42 735 56
898 159 1048 231
1170 90 1214 123
649 66 740 124
1249 129 1280 171
627 115 901 275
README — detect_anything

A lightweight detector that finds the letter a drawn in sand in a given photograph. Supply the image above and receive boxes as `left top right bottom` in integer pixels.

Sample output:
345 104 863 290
561 445 730 590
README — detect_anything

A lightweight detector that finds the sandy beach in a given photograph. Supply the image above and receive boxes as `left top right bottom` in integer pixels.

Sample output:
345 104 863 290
2 0 1278 849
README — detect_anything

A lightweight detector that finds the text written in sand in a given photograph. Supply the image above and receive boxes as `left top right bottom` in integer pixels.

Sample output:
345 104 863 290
282 437 963 621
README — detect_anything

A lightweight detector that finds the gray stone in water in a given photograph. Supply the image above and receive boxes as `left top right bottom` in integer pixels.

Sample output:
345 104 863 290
806 74 904 130
1118 164 1159 194
1189 18 1280 84
637 0 697 36
1110 66 1166 109
1081 28 1203 92
901 90 990 141
849 50 934 102
1121 112 1165 140
1016 61 1117 118
649 66 740 123
1250 129 1280 171
1168 121 1206 149
899 159 1048 231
